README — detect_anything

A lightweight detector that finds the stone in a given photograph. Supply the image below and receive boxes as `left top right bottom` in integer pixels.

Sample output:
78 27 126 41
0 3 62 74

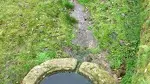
22 58 117 84
22 58 77 84
83 51 112 74
78 62 116 84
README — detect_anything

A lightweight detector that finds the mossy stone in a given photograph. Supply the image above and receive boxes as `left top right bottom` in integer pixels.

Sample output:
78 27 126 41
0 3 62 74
78 62 116 84
22 58 77 84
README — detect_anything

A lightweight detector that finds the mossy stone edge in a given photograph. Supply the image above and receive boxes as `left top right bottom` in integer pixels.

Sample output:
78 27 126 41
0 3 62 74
22 58 116 84
22 58 77 84
78 62 116 84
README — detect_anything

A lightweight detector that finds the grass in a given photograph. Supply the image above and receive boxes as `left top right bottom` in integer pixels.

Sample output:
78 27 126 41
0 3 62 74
0 0 149 84
0 0 75 84
63 0 74 9
132 0 150 83
78 0 89 5
78 0 149 84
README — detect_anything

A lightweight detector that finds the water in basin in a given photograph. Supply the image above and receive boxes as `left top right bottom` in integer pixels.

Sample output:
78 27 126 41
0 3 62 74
40 72 92 84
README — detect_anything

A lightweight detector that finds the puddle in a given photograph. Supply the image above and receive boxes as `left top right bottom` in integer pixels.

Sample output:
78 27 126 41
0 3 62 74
40 72 92 84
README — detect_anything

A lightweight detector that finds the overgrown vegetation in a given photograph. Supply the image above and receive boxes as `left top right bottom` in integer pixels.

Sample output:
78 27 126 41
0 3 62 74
0 0 149 84
63 0 74 9
78 0 149 84
0 0 75 84
132 0 150 83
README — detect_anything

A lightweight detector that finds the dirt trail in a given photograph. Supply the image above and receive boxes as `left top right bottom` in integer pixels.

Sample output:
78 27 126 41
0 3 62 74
70 0 97 48
64 0 114 77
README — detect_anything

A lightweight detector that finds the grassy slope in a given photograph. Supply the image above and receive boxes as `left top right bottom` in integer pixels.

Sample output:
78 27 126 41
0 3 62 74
0 0 149 84
78 0 147 83
132 0 150 83
0 0 75 84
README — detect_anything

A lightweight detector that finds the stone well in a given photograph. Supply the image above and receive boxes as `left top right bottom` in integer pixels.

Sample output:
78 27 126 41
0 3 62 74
22 58 116 84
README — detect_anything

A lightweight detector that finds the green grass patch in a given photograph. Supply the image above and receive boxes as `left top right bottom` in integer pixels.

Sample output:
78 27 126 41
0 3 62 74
78 0 89 4
35 51 56 64
132 1 150 83
0 0 75 84
83 0 147 83
62 0 74 9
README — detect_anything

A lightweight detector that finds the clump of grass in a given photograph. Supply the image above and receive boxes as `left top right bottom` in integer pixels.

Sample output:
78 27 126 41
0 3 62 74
78 0 89 4
66 14 78 24
35 51 56 64
62 0 74 9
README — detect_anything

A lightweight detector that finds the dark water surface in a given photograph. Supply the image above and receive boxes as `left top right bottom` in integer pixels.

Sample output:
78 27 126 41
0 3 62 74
40 72 92 84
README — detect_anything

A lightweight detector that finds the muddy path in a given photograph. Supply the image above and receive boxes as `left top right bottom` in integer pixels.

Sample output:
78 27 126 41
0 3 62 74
70 0 97 48
64 0 115 78
64 0 97 61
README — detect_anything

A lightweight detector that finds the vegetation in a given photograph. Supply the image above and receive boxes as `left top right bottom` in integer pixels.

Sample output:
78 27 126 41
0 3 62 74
63 0 74 9
0 0 149 84
78 0 89 4
132 0 150 83
0 0 75 84
78 0 149 84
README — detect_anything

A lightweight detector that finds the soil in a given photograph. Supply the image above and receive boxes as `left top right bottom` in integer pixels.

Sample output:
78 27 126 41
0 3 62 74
64 0 116 79
70 0 97 48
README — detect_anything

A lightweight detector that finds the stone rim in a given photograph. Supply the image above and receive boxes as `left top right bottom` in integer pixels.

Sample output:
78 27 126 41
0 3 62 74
22 58 116 84
78 62 116 84
22 58 77 84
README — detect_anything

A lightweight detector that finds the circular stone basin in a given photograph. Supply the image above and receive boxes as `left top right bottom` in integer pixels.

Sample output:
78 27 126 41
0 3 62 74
40 72 92 84
22 58 116 84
